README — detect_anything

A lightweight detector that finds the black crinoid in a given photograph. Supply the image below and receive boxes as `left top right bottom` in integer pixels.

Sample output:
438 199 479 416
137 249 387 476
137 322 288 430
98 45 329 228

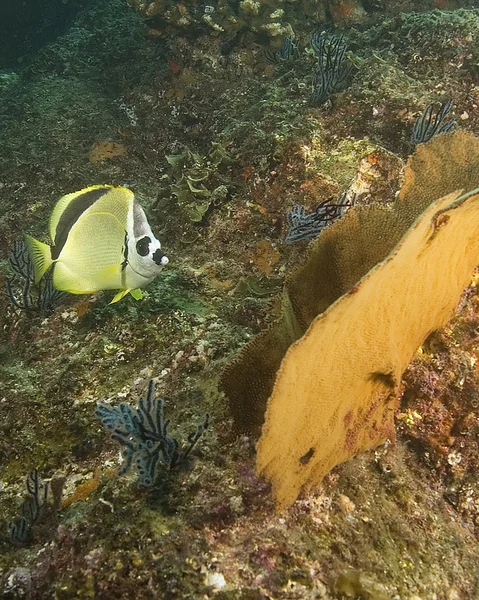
285 193 356 243
411 100 455 145
8 471 50 545
96 379 209 488
6 239 66 315
264 35 297 64
310 32 353 105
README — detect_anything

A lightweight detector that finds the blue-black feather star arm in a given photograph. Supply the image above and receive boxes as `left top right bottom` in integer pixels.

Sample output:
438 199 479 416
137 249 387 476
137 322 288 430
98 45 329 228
264 35 297 64
6 239 66 314
411 100 455 145
310 32 352 105
285 192 356 243
7 470 50 546
96 379 209 487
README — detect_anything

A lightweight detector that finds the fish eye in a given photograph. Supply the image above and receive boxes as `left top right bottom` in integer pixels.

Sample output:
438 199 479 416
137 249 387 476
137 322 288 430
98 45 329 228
136 236 151 257
152 249 166 266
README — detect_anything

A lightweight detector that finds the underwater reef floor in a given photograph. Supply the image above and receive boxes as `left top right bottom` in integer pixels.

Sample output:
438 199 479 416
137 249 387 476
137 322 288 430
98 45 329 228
0 1 478 597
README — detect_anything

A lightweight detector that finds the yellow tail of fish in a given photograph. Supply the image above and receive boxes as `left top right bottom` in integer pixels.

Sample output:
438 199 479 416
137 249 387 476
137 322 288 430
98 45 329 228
24 235 53 284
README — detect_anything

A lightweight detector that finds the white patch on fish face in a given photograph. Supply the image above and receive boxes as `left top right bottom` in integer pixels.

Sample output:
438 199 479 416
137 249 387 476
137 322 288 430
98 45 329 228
125 199 168 287
129 234 168 279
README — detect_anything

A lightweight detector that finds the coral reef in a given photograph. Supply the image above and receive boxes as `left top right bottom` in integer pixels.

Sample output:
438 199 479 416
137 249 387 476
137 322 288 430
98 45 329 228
223 132 479 435
126 0 321 41
0 0 479 596
126 1 478 42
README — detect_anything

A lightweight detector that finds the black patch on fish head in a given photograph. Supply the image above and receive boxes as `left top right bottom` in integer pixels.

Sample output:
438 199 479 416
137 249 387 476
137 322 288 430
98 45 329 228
53 187 110 259
152 248 166 265
136 236 151 257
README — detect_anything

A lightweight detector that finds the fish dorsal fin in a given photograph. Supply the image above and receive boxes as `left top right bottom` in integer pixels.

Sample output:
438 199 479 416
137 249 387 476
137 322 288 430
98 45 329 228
82 186 133 225
51 186 134 260
50 185 113 246
52 211 127 293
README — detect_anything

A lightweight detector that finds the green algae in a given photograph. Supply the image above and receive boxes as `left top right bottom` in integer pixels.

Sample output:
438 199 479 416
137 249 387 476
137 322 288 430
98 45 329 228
353 9 479 76
219 81 317 166
305 137 378 187
159 143 233 223
111 270 210 317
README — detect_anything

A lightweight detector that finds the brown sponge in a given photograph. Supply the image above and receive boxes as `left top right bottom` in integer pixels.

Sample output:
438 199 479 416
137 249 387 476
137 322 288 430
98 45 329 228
222 131 479 508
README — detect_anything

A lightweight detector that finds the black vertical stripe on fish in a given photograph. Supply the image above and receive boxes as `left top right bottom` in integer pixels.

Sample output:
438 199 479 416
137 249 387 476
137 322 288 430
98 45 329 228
121 231 129 289
121 231 129 271
52 187 110 259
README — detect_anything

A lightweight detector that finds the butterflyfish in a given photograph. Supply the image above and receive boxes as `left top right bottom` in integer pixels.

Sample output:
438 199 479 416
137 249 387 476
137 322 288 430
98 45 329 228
25 185 169 304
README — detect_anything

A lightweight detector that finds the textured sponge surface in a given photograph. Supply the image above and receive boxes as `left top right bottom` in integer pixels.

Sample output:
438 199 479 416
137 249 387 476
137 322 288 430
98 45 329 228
257 185 479 509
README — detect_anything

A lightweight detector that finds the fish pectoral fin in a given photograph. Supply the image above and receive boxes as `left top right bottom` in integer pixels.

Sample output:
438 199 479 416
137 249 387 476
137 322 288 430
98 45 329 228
130 288 143 300
24 235 53 283
109 288 143 304
110 289 130 304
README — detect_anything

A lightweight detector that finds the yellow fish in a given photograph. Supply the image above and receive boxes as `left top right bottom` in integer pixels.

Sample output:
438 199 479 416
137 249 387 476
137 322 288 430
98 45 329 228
25 185 169 303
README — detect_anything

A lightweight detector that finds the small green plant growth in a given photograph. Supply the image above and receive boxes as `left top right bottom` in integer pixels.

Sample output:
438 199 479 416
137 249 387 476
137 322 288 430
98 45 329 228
351 9 479 74
156 142 232 223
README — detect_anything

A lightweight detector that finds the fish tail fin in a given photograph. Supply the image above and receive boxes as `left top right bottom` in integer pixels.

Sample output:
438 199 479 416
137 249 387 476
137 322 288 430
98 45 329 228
24 235 53 283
